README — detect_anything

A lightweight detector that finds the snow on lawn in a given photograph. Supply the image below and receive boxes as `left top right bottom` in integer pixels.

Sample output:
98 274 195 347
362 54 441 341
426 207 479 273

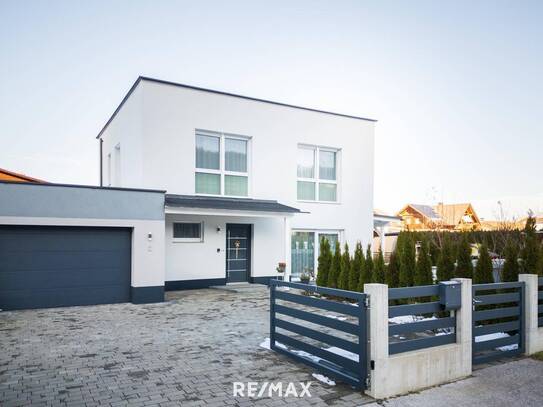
312 373 336 386
259 338 287 350
474 332 518 351
388 315 437 324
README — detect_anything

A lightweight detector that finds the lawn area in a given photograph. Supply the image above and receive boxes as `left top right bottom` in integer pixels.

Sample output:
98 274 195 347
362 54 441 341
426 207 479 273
532 351 543 361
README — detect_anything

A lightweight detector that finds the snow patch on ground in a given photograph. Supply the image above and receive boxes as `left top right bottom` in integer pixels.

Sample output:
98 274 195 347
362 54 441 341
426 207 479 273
324 346 359 362
325 314 347 321
312 373 336 386
474 332 519 351
290 349 322 363
388 315 437 324
259 338 287 350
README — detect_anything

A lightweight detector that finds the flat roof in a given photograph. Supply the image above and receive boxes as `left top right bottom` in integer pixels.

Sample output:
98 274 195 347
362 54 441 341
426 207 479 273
165 194 301 214
96 76 377 139
0 180 165 194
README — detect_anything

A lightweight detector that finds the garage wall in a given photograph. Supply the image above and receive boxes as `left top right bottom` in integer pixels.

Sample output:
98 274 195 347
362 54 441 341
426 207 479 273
0 182 166 304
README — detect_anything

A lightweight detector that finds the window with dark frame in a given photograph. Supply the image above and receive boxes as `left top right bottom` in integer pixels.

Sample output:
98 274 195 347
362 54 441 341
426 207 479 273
173 222 203 241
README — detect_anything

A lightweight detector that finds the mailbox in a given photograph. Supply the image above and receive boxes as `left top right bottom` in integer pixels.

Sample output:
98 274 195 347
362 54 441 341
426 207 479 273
439 281 461 311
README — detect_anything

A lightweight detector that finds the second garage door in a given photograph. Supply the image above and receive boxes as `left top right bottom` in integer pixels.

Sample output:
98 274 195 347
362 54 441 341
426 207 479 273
0 226 131 310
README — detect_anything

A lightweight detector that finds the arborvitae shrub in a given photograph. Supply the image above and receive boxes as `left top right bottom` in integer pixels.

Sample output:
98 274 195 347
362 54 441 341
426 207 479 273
399 235 416 287
338 243 351 290
474 243 494 284
502 242 520 282
316 237 332 287
414 240 433 286
327 244 342 288
349 242 363 291
356 247 368 292
436 235 455 282
372 248 386 283
521 214 540 275
364 245 374 282
455 234 473 279
385 251 400 288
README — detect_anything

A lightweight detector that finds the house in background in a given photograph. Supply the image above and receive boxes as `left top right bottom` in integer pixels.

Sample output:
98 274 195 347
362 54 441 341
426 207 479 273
517 213 543 234
0 167 46 183
98 76 376 287
397 203 481 231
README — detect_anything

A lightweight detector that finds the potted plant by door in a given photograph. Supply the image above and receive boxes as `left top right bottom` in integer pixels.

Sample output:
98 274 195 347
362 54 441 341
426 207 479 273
276 262 286 281
300 268 312 284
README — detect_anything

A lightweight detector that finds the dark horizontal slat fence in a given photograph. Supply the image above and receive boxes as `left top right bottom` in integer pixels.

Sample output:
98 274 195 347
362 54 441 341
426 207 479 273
388 284 456 355
270 280 368 389
472 281 525 365
539 278 543 328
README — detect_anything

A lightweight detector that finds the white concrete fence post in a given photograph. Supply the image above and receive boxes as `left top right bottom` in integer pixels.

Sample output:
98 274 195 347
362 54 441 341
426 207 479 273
363 283 389 399
364 279 472 399
519 274 543 354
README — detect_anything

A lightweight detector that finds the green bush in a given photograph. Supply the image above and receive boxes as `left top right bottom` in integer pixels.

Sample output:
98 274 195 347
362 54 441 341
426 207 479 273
327 243 342 288
474 243 493 284
372 248 386 283
436 235 455 282
502 241 519 282
349 242 363 291
316 237 332 287
356 246 368 292
385 251 400 288
414 240 433 286
364 245 374 283
338 243 351 290
399 234 416 287
521 214 541 275
455 234 473 279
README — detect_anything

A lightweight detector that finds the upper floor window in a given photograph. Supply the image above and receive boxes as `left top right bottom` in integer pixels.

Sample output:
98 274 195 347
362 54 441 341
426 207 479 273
297 145 338 202
195 131 249 197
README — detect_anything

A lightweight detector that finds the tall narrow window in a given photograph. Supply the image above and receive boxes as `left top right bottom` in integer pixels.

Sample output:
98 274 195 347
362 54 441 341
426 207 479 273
291 230 341 278
297 146 338 202
195 131 249 197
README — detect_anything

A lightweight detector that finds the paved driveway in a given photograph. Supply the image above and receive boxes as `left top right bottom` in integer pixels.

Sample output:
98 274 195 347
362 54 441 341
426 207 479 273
0 286 371 407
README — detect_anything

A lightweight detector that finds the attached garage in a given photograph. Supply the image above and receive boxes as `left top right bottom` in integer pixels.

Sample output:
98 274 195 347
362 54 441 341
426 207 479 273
0 181 166 310
0 226 132 310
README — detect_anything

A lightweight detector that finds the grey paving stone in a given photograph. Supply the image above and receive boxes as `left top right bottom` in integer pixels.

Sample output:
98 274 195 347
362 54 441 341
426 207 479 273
0 287 371 407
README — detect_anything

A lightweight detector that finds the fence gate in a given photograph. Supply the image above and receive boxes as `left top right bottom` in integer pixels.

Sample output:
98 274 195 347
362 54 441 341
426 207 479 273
472 282 525 365
269 280 369 389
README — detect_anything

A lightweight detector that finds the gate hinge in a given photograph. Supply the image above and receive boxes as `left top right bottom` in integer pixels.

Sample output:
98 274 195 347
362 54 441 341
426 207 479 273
364 297 370 308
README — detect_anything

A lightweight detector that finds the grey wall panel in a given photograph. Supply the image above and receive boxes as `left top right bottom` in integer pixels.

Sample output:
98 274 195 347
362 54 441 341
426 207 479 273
0 182 164 220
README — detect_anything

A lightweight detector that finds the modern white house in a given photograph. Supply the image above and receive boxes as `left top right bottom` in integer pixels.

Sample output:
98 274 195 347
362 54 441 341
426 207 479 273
98 76 376 289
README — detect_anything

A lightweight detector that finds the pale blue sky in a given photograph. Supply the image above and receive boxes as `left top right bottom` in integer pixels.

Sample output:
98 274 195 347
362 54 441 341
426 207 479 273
1 0 541 218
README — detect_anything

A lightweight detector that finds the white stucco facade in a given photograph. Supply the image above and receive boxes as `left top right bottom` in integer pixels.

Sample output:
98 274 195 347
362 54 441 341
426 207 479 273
100 77 375 286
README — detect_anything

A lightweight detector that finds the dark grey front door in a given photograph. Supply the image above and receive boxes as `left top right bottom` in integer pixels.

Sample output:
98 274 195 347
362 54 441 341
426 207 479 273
0 226 131 310
226 224 251 283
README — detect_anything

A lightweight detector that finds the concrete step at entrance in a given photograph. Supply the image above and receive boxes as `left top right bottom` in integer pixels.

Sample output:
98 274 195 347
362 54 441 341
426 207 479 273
210 283 268 293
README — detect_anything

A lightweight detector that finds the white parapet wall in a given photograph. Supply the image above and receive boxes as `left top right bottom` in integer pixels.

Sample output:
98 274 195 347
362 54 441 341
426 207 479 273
519 274 543 354
364 279 472 399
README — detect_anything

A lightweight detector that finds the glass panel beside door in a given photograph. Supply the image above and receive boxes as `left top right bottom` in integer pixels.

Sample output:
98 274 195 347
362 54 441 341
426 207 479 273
291 232 315 278
291 231 340 280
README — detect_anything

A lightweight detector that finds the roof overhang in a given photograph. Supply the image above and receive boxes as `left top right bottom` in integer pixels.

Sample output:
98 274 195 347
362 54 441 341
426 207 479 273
373 213 401 228
165 194 304 218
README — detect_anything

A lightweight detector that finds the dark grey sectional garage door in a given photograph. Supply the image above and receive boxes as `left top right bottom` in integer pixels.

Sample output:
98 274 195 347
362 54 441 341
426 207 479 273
0 226 131 310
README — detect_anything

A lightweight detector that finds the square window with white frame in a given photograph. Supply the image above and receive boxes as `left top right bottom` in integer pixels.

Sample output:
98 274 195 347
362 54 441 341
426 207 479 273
173 222 204 242
297 145 338 202
195 130 249 197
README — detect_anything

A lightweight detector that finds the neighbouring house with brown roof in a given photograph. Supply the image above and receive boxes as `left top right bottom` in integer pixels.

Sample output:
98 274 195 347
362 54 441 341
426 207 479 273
517 213 543 233
397 203 481 231
0 167 46 183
